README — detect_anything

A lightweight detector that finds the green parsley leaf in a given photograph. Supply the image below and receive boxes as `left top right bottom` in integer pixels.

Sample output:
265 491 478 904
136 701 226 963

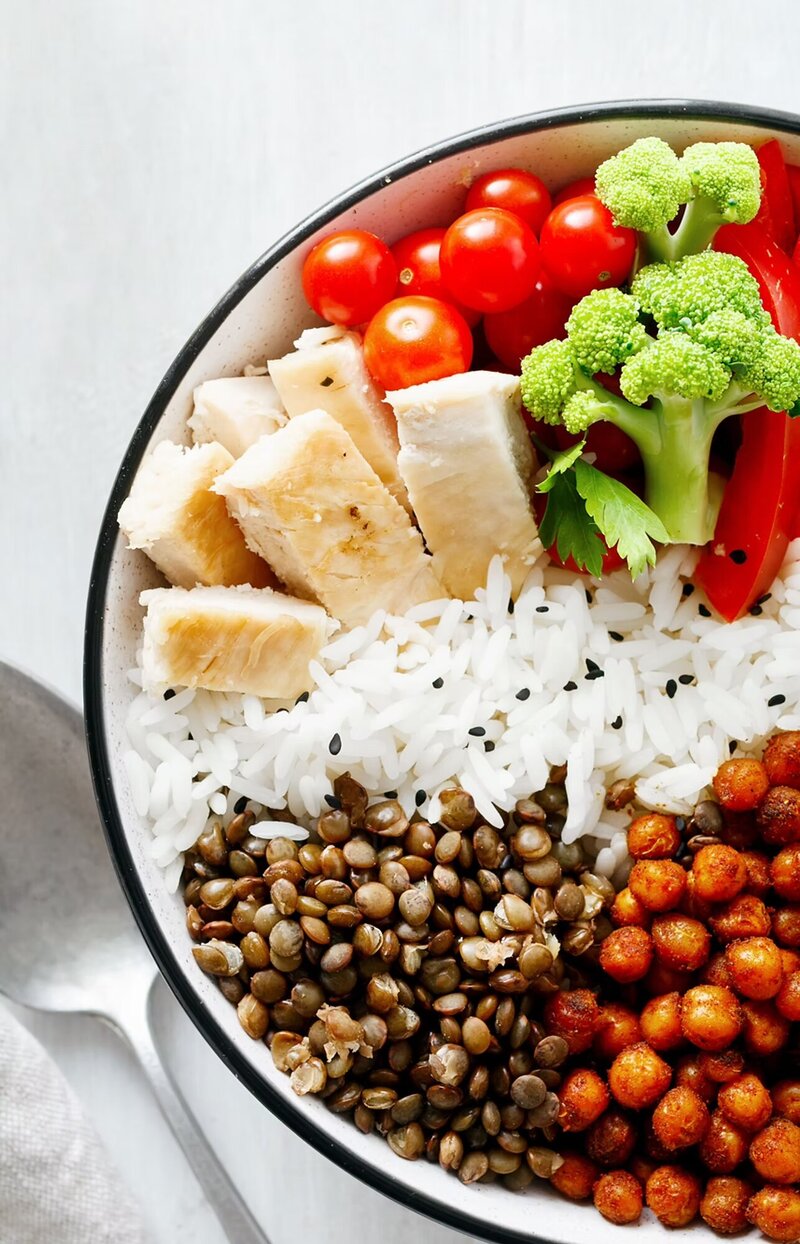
536 439 587 494
539 471 605 577
573 460 669 579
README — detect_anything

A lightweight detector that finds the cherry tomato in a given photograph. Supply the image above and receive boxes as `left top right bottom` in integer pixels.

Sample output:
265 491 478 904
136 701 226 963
554 176 597 206
390 228 479 325
540 196 636 299
554 422 641 474
483 275 574 370
363 295 473 390
757 140 795 253
302 229 396 326
532 492 624 575
466 168 552 235
441 208 541 313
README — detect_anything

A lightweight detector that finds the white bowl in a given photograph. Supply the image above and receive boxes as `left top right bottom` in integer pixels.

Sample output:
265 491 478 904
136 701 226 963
85 99 800 1244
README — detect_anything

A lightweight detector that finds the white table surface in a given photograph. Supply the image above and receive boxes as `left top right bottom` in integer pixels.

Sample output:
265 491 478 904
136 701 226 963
1 1 795 1239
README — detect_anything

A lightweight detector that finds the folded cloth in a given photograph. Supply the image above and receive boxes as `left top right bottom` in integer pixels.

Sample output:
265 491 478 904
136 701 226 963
0 1006 150 1244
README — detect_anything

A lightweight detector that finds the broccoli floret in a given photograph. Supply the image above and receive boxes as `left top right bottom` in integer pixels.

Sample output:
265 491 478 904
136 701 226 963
594 137 763 264
566 288 649 373
519 339 577 424
632 252 770 330
620 334 731 406
740 329 800 412
686 309 766 370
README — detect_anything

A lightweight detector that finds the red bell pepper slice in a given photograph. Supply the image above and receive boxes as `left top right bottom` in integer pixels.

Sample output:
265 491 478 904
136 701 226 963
756 140 795 253
695 224 800 619
787 164 800 241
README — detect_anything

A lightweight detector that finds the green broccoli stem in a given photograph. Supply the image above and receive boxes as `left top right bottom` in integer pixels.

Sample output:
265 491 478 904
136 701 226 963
641 196 725 265
637 396 722 544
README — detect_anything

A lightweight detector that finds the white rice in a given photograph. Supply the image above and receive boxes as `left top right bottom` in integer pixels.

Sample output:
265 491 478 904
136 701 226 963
124 540 800 891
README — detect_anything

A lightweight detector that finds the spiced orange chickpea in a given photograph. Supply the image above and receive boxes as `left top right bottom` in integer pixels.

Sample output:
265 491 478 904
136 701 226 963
717 810 759 851
772 1080 800 1124
680 984 744 1051
599 926 653 983
548 1151 598 1200
698 1049 745 1084
675 1052 717 1104
773 904 800 948
691 843 748 903
630 1154 658 1186
749 1118 800 1185
710 893 772 942
558 1068 610 1132
725 936 784 999
713 757 770 811
585 1109 638 1167
764 730 800 788
608 1042 672 1110
627 813 682 859
775 970 800 1021
652 1086 711 1150
717 1073 773 1132
757 784 800 846
640 992 683 1052
592 1004 642 1062
643 960 694 997
780 947 800 975
699 1109 750 1174
651 912 711 972
700 1176 753 1235
592 1170 643 1225
628 859 687 912
702 951 735 988
610 886 651 928
740 849 772 896
645 1165 702 1228
544 988 599 1055
747 1186 800 1243
771 844 800 902
741 998 791 1057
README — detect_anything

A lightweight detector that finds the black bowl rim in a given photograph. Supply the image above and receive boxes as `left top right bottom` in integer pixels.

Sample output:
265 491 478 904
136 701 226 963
85 97 800 1243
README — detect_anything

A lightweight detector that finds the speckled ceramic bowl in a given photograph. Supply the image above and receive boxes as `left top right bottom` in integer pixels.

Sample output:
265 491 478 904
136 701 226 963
85 100 800 1244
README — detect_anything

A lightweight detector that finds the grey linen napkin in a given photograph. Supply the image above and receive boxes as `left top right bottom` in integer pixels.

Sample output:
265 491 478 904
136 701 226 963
0 1007 150 1244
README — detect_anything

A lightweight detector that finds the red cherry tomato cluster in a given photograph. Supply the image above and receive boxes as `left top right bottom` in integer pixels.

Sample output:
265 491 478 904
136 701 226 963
300 165 639 392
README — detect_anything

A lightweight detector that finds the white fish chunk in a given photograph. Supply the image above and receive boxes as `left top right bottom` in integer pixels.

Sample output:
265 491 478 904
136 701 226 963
118 440 274 588
214 410 444 626
189 375 287 458
140 585 328 698
387 371 542 599
268 331 409 510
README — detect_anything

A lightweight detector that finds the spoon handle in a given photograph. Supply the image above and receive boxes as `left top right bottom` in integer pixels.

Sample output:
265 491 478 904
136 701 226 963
112 978 269 1244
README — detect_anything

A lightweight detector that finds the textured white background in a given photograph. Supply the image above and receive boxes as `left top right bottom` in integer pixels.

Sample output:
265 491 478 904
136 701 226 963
0 1 795 1240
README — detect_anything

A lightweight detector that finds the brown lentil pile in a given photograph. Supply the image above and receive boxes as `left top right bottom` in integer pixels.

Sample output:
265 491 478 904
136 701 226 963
549 734 800 1241
183 770 617 1188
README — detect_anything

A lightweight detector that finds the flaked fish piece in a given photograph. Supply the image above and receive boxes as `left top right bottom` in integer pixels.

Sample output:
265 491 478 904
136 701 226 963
189 376 287 459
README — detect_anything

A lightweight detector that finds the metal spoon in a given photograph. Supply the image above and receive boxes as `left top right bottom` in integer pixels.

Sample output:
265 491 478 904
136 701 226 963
0 660 268 1244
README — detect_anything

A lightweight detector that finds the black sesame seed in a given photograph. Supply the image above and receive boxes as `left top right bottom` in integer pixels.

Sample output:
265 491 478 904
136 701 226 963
324 793 341 810
678 674 694 685
675 816 686 833
296 691 310 704
682 583 695 598
585 669 604 681
535 605 549 614
508 597 515 615
515 688 531 701
729 548 747 564
432 677 444 689
163 688 176 701
729 740 738 755
384 790 398 799
698 604 711 618
484 740 496 753
468 726 486 737
666 679 677 699
329 733 342 756
609 631 624 642
563 681 578 692
611 715 623 730
757 593 772 605
320 375 334 387
415 790 426 807
585 589 592 604
234 796 249 815
749 605 763 616
586 658 600 672
768 694 786 707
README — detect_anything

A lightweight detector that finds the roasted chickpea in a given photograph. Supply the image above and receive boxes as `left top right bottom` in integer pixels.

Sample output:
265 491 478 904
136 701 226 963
643 961 694 997
776 970 800 1021
764 730 800 788
544 988 600 1055
699 1110 750 1173
629 859 687 913
718 810 759 852
652 1086 711 1150
593 1170 643 1225
741 998 791 1057
680 868 715 922
599 926 653 984
702 951 735 988
680 985 744 1051
757 785 800 846
710 894 771 942
713 758 770 811
640 992 684 1052
627 813 682 859
675 1053 717 1104
644 1116 673 1163
610 886 651 928
608 1042 672 1110
645 1165 702 1228
699 1049 745 1084
630 1154 658 1186
700 1176 752 1235
749 1118 800 1184
772 1080 800 1124
747 1186 800 1243
585 1109 638 1167
725 936 784 999
772 845 800 901
780 948 800 975
692 844 748 903
549 1151 599 1201
740 849 773 896
773 904 800 948
718 1073 773 1132
592 1004 642 1062
558 1068 610 1132
651 912 711 972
